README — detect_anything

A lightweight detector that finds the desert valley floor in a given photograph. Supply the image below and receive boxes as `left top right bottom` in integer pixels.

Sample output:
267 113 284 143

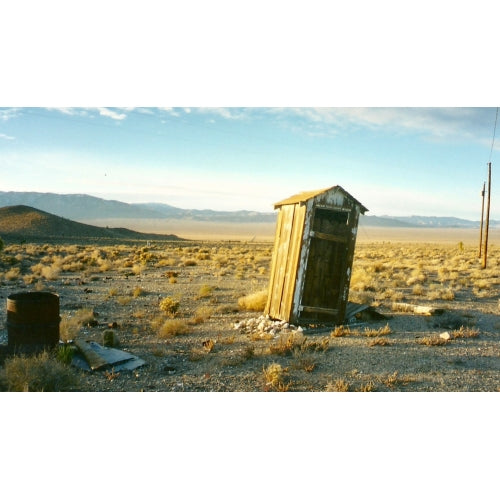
1 227 500 391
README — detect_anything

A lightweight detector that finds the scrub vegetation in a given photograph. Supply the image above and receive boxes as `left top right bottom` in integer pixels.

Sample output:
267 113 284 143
0 238 499 391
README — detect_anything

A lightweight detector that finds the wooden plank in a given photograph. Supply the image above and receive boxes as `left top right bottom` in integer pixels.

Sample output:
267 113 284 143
269 205 293 319
265 207 284 315
279 203 306 320
291 201 314 322
392 302 445 316
310 231 348 243
338 207 360 322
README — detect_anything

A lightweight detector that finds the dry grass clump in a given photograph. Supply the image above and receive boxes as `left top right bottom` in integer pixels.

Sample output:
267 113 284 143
451 326 480 338
0 351 78 391
191 306 213 324
331 325 351 337
417 335 448 346
5 267 21 281
291 354 316 372
59 307 96 342
263 363 290 391
269 335 296 356
368 337 391 347
238 289 268 311
197 284 215 298
30 262 61 280
363 324 392 337
325 378 350 392
428 286 455 301
158 319 192 338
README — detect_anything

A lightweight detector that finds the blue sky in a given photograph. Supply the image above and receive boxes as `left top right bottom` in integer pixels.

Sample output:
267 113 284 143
0 107 498 219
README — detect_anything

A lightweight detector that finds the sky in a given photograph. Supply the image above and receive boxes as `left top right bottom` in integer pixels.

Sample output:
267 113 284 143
2 2 498 496
0 107 499 220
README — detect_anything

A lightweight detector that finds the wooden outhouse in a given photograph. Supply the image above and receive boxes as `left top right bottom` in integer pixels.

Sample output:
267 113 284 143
265 186 368 325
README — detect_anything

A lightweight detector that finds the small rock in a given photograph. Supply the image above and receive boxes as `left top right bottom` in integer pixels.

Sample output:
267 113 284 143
439 332 452 340
108 321 118 329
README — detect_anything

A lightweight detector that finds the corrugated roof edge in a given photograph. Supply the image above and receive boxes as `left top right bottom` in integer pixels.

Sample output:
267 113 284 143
273 185 368 214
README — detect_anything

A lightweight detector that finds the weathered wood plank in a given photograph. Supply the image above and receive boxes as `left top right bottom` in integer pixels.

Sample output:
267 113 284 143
310 230 348 243
265 207 284 315
269 205 294 318
279 203 306 319
392 302 445 316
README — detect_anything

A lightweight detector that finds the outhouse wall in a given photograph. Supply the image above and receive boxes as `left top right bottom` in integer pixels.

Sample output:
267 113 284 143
265 186 366 325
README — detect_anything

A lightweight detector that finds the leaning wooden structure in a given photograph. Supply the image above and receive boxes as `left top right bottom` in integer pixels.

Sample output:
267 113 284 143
265 186 368 325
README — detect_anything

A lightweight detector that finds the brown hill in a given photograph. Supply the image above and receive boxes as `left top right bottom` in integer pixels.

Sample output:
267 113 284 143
0 205 182 242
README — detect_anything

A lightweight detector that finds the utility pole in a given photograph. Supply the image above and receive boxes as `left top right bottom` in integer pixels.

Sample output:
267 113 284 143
482 162 492 269
479 182 485 258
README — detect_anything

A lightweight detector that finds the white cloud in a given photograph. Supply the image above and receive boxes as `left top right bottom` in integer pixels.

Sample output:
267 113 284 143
45 107 89 117
0 133 15 140
276 107 496 141
0 108 19 121
159 107 181 117
97 107 127 120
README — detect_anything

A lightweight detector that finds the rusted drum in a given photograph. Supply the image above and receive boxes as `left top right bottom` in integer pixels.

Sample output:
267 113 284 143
7 292 60 349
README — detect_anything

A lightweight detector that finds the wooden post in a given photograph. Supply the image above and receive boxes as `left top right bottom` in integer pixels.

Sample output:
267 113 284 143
479 182 486 258
482 163 492 269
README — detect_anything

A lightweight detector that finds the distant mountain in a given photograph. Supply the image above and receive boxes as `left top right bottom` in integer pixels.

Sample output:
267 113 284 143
359 215 418 228
0 192 164 220
378 215 500 228
134 202 277 223
0 192 276 223
0 205 181 242
0 191 496 228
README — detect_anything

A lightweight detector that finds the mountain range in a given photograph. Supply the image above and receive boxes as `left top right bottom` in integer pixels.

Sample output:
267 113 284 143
0 191 497 229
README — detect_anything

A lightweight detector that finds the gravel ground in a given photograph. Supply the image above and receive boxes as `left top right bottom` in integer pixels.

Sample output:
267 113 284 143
1 240 499 392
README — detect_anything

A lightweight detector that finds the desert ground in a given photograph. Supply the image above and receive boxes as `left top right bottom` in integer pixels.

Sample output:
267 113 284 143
0 227 499 391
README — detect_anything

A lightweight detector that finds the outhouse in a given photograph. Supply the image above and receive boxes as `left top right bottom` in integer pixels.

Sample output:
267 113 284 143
265 185 368 325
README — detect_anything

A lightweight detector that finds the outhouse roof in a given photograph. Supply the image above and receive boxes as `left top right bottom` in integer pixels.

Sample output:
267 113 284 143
273 185 368 213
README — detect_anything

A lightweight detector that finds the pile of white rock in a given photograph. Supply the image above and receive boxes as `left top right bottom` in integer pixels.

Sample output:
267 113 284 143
234 314 303 338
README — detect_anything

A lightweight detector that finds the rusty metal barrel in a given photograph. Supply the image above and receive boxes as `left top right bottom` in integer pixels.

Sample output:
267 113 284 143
7 292 60 349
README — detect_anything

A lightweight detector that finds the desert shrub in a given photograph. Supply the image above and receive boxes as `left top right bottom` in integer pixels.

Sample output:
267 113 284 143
158 319 192 338
198 284 215 298
452 326 480 338
417 336 448 346
238 289 268 311
263 363 290 391
0 351 78 391
331 325 351 337
60 308 96 342
133 286 145 297
368 337 391 347
325 378 350 392
132 263 145 275
159 296 180 317
56 344 76 364
191 306 213 324
364 324 392 337
5 267 21 281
